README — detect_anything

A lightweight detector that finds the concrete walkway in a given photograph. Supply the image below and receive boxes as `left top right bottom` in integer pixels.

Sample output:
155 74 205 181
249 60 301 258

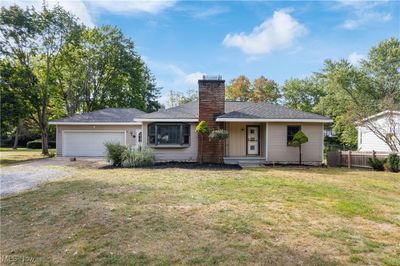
0 157 73 196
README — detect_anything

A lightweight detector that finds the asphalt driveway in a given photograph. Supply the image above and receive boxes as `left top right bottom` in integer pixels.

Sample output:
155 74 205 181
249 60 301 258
0 157 107 196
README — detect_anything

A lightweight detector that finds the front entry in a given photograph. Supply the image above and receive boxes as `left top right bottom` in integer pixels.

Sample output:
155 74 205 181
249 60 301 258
247 126 260 155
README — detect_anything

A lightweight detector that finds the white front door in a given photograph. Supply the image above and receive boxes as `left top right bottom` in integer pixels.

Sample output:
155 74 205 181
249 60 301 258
247 126 259 155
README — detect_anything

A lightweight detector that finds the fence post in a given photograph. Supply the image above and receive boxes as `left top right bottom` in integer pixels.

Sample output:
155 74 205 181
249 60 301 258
339 150 342 167
372 150 376 159
348 151 352 168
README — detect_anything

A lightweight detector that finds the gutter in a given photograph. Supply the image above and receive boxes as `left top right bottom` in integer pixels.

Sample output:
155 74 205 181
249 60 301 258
216 118 333 123
49 122 143 125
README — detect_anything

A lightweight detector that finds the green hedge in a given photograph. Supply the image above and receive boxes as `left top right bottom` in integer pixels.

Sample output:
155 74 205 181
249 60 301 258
26 139 56 149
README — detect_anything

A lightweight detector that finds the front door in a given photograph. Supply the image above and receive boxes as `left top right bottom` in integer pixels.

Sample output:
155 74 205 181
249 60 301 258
247 126 259 155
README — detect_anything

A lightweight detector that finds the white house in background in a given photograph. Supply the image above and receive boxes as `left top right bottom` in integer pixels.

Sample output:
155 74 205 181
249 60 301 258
357 110 400 152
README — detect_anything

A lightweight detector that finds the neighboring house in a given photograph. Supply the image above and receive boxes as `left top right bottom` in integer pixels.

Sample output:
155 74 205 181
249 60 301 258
50 76 332 165
357 110 400 152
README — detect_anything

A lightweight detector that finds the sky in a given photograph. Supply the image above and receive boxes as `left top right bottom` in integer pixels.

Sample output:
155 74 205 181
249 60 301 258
1 0 400 104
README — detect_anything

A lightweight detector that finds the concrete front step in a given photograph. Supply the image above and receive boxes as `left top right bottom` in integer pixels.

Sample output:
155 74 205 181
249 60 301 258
239 162 265 168
224 157 266 165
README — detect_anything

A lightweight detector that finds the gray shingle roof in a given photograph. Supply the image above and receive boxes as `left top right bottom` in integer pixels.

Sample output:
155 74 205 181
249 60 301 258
51 101 331 123
51 108 146 123
140 101 330 121
218 102 330 120
140 101 199 119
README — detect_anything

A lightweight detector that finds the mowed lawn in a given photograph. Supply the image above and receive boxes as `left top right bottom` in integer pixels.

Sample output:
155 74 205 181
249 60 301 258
1 163 399 265
0 148 56 167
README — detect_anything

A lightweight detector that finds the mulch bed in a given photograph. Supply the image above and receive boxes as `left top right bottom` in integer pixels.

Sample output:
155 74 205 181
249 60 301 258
99 162 242 170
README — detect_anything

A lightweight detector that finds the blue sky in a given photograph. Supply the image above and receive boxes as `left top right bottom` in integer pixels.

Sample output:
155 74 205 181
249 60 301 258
3 0 400 104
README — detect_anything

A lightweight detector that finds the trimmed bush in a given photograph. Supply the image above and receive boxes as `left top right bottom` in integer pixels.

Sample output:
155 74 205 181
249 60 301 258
26 139 56 149
387 153 400 173
104 142 127 167
368 158 386 171
122 145 154 168
209 129 229 141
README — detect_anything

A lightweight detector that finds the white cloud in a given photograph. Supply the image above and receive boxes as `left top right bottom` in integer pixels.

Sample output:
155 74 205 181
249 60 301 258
337 0 392 29
87 0 176 15
222 10 307 55
192 6 228 19
183 72 205 85
348 52 365 66
142 57 205 105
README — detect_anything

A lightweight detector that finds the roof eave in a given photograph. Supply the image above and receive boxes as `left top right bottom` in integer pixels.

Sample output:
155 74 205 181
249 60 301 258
135 118 198 122
216 118 333 123
49 122 143 125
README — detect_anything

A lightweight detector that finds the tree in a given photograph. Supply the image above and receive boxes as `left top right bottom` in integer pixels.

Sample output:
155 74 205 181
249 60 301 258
317 37 400 151
251 76 280 103
0 4 79 154
195 121 210 163
291 130 309 165
0 60 31 148
166 89 197 108
143 67 161 112
225 75 251 101
283 77 325 113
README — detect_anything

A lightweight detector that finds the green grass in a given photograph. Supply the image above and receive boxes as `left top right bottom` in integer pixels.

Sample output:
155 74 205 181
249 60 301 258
1 166 399 265
0 148 56 167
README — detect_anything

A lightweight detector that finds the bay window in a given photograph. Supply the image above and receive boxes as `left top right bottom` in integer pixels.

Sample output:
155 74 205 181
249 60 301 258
148 123 190 147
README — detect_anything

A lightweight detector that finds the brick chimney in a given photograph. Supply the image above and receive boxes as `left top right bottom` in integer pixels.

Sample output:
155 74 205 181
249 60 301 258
198 75 225 163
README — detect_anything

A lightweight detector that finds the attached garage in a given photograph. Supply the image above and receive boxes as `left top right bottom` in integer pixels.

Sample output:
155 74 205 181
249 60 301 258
62 131 126 156
49 108 146 157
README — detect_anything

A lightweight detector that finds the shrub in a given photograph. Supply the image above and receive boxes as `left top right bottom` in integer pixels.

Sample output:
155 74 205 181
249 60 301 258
368 157 386 171
48 151 56 158
387 153 400 173
195 120 210 134
26 139 56 149
209 129 229 141
122 145 154 168
104 142 127 167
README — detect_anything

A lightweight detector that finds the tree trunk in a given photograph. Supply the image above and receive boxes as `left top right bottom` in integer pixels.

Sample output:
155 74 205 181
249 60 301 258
13 124 20 150
199 134 203 164
41 122 49 155
299 145 302 165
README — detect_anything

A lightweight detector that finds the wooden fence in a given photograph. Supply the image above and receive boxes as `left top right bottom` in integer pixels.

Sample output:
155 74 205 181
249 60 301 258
327 150 398 168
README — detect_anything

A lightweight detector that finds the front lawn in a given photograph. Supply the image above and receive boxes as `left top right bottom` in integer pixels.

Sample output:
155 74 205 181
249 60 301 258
0 148 56 167
1 166 399 265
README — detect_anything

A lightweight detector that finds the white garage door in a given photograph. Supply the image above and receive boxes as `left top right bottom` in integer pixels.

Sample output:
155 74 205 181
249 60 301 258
63 131 126 156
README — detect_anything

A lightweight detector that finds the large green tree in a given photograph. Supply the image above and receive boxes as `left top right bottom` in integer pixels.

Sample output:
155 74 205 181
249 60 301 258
1 4 161 151
251 75 280 103
283 77 325 113
314 38 400 150
0 4 77 154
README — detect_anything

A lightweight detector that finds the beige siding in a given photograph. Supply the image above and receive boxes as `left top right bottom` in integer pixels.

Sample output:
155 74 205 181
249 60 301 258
226 123 265 157
267 122 323 164
56 125 142 156
142 122 198 162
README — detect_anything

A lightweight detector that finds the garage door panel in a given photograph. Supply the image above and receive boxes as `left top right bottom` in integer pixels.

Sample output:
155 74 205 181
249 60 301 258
63 131 125 156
